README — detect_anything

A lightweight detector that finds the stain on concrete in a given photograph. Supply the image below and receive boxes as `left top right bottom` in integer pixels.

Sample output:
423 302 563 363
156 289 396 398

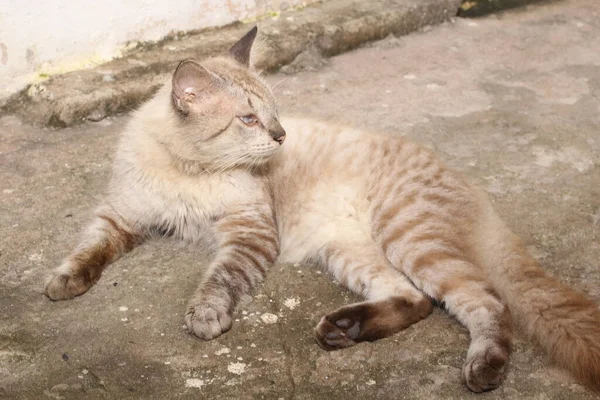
25 47 35 64
0 42 7 65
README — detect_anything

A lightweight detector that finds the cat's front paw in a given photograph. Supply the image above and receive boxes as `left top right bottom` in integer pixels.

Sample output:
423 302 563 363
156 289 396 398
44 267 93 301
185 301 233 340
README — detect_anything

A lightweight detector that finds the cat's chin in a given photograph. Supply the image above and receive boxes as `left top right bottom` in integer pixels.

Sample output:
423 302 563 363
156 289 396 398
245 155 274 168
247 148 281 166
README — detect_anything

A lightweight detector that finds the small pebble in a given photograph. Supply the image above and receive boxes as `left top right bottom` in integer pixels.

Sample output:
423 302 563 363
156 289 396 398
50 383 69 392
215 347 231 356
185 378 204 388
261 313 278 324
227 362 247 375
284 297 300 310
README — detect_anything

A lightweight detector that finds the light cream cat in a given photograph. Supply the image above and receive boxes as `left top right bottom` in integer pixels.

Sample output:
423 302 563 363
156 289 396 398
44 27 600 393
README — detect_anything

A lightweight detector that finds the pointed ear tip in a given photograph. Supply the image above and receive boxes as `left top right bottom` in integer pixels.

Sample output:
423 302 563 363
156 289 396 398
243 26 258 40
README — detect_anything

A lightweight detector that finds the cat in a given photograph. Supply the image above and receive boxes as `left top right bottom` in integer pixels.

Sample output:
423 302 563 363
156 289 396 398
44 27 600 393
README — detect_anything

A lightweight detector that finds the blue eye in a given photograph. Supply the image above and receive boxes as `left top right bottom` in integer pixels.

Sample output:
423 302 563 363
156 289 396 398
239 114 259 126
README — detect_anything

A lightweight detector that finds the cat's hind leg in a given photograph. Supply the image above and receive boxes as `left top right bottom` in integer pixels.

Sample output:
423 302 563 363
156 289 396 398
44 209 142 300
313 239 433 350
380 232 512 392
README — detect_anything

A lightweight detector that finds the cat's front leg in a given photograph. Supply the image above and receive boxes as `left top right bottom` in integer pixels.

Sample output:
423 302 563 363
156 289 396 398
45 209 142 300
185 206 278 340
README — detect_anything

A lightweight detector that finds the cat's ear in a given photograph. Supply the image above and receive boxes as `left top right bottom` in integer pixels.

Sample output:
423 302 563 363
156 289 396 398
171 60 213 115
228 26 258 67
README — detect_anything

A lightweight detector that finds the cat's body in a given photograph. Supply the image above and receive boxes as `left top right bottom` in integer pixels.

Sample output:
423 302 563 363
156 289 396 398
44 28 600 393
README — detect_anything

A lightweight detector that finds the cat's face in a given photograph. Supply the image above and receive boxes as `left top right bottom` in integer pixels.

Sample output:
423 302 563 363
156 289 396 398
169 27 285 170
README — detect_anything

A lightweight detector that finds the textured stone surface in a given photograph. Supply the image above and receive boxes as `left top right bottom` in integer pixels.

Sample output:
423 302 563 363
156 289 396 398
1 0 600 398
0 0 460 128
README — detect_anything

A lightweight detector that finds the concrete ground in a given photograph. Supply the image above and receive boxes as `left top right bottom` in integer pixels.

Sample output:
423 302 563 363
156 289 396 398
2 0 600 398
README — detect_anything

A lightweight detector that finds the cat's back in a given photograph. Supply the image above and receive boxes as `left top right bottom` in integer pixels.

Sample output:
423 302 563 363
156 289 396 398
270 116 472 221
271 117 417 189
272 117 382 178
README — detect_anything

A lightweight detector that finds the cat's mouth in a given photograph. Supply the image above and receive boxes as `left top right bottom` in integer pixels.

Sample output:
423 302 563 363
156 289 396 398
241 147 279 168
251 143 281 158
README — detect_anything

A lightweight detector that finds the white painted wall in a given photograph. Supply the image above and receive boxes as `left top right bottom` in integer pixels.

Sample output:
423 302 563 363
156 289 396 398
0 0 312 102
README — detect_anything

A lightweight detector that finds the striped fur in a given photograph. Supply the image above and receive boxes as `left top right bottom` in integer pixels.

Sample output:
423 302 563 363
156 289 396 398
45 28 600 393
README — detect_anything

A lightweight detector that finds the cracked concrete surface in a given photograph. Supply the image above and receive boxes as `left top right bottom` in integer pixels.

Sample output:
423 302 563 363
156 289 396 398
1 0 600 399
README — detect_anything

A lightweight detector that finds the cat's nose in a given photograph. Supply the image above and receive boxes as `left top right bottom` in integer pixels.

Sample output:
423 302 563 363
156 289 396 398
270 125 286 145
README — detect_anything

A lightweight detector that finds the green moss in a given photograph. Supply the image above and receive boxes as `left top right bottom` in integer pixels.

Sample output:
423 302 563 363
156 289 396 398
458 0 545 17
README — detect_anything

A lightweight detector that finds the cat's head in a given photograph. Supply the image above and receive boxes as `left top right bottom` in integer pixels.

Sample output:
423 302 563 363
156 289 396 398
168 27 285 170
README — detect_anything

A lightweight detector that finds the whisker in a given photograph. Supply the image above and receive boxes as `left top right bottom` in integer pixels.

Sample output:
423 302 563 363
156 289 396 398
271 77 288 91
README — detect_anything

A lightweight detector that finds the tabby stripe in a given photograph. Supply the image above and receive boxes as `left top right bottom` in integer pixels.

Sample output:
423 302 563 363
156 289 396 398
437 272 489 299
214 262 252 295
98 215 138 251
373 193 419 235
71 243 113 283
411 250 468 275
380 211 434 252
205 119 234 140
230 247 267 277
407 231 466 254
227 230 278 251
251 231 279 250
219 216 274 232
221 238 276 264
421 192 454 206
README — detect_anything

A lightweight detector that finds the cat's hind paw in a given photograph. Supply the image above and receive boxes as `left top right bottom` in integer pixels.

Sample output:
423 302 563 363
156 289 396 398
315 315 359 350
462 342 508 392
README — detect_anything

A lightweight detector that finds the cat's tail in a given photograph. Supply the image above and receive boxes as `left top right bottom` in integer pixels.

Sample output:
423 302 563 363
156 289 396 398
474 194 600 393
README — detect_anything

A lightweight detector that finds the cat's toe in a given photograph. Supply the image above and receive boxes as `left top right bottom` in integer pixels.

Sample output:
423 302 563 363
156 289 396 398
315 316 358 350
185 302 232 340
44 268 91 301
462 344 508 392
